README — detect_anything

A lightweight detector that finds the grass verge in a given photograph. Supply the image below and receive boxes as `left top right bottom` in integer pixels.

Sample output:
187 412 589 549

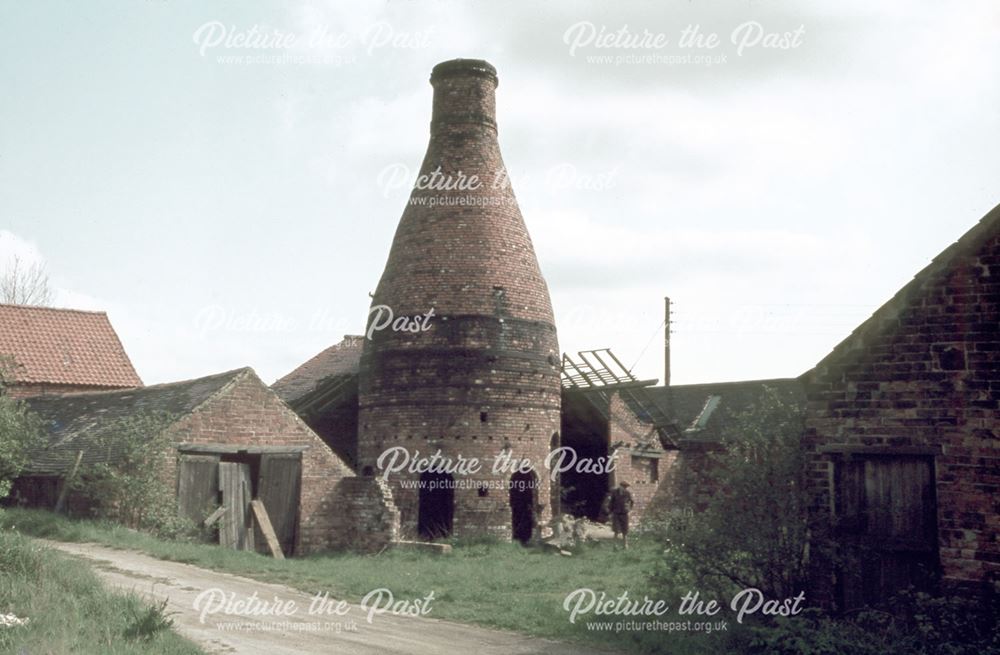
0 507 736 654
0 522 203 654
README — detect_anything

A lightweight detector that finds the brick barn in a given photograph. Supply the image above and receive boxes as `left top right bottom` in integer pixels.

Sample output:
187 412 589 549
802 202 1000 607
10 367 399 555
0 304 141 398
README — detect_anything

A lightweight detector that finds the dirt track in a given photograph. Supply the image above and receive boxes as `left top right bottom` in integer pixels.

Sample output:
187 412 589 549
39 539 617 655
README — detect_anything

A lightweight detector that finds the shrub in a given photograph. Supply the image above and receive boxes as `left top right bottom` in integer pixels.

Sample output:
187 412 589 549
72 412 197 539
745 591 1000 655
658 386 814 600
0 380 43 500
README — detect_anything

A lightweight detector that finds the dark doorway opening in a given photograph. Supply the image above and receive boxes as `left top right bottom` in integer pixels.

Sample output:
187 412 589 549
418 471 454 540
560 435 608 520
510 470 537 544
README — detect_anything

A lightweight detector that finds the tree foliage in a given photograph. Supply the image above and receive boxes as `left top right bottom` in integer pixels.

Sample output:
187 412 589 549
73 412 192 537
0 374 43 499
659 386 815 600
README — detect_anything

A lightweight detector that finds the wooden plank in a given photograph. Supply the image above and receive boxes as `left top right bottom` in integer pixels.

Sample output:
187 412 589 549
54 450 84 514
178 444 309 455
177 453 220 524
256 453 301 556
250 499 285 560
835 455 938 609
203 506 226 528
219 462 254 551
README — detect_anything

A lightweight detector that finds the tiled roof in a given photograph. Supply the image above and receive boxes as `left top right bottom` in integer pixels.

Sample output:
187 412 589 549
23 367 251 474
272 335 364 403
0 304 142 389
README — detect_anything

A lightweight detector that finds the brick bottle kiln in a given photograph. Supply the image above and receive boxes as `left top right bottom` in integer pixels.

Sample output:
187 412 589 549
357 59 561 542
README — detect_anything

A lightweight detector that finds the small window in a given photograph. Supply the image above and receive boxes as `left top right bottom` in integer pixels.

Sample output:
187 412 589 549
480 412 488 423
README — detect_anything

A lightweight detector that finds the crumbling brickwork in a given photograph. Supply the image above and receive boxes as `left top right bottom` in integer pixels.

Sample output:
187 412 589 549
329 477 401 553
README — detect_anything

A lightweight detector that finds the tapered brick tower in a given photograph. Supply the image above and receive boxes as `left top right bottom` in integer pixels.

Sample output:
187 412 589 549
358 59 561 542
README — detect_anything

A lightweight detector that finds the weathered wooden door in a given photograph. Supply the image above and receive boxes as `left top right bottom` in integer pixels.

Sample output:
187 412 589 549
255 453 301 556
834 455 938 608
177 453 220 524
219 462 255 551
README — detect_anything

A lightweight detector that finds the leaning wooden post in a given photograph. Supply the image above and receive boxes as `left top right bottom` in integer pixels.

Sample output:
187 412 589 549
54 450 84 514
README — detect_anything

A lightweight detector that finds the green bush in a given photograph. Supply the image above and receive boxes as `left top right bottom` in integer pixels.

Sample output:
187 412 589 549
71 412 198 540
745 591 1000 655
656 386 814 600
0 384 43 500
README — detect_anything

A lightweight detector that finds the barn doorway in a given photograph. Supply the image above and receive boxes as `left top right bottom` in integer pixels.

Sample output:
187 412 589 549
510 470 537 544
176 447 303 557
418 471 454 540
834 454 939 608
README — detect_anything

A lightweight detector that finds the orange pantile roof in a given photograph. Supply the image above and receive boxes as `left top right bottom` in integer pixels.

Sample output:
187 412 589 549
0 304 142 389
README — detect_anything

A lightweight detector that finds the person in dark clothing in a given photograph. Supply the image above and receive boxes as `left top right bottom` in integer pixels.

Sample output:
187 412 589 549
606 481 634 550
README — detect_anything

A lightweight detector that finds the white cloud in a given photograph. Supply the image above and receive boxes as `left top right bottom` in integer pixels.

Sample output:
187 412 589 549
0 231 46 269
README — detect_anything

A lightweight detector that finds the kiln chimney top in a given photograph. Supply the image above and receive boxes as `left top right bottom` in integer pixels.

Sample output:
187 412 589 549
430 58 498 85
429 58 498 132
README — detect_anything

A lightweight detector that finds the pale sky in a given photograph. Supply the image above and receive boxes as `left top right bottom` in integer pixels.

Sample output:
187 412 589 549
2 1 998 386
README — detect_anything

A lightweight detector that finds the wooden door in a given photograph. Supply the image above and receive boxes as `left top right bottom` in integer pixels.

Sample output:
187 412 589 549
219 462 255 551
834 455 938 608
255 453 301 556
177 453 220 524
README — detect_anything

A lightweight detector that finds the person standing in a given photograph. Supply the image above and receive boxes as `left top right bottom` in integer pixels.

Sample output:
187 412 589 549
606 481 634 550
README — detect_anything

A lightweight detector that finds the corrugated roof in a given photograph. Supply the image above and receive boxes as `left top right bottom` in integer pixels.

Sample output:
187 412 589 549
22 367 250 474
272 335 363 403
0 304 142 389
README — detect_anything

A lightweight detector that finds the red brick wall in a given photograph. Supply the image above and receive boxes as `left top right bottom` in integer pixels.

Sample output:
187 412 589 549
803 227 1000 598
357 60 561 540
607 391 664 524
646 441 724 522
329 477 401 552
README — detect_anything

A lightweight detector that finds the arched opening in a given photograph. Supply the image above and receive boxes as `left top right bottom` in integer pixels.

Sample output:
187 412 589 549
418 471 454 540
510 469 537 544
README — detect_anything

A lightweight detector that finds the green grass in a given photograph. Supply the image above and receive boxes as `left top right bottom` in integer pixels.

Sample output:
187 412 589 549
0 523 203 654
0 508 739 654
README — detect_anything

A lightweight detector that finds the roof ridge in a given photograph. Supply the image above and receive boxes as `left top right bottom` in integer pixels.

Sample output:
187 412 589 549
0 303 109 316
136 367 252 394
809 200 1000 375
186 367 256 415
666 377 798 390
27 367 250 399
